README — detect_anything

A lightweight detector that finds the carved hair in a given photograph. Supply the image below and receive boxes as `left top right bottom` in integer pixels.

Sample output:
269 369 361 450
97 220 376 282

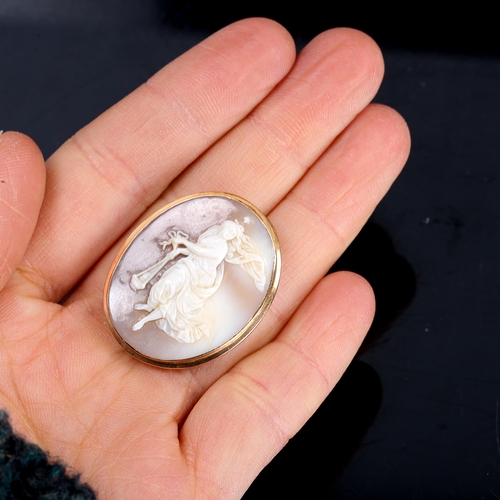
224 220 266 292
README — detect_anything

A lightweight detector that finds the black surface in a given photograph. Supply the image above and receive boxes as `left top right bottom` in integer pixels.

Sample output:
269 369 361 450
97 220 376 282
158 1 500 55
2 1 500 498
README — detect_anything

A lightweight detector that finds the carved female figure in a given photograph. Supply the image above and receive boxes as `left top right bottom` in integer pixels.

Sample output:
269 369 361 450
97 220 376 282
130 220 266 343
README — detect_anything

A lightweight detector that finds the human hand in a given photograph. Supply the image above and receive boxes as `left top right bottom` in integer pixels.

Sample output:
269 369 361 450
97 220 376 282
0 19 409 498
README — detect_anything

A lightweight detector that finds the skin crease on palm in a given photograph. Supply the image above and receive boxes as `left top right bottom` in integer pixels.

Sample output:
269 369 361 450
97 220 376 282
0 18 409 499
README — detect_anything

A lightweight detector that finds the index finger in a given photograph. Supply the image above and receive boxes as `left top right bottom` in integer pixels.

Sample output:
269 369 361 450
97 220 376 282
17 19 295 303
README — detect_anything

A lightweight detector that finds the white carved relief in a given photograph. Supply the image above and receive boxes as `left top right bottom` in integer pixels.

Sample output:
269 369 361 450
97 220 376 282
130 220 266 343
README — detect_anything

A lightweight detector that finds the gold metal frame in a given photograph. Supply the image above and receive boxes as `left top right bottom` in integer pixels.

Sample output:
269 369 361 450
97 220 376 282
103 192 281 369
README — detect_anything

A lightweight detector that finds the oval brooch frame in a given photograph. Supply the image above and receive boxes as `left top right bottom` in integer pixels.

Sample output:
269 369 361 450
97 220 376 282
104 192 281 368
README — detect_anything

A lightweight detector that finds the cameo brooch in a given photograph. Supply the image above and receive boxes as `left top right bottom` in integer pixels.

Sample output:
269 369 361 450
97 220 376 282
104 193 280 368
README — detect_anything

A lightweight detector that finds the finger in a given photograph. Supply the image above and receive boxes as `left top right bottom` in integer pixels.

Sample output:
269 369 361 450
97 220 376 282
0 132 45 291
19 18 296 302
264 104 410 326
160 28 384 214
181 272 374 499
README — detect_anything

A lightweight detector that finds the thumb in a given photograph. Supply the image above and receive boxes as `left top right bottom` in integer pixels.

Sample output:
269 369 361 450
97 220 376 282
0 132 45 291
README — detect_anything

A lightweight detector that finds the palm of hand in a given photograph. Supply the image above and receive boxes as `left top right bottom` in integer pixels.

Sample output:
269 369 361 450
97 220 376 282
0 20 409 499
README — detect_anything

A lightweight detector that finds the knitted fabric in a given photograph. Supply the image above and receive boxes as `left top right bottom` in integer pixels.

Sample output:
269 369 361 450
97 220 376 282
0 411 96 499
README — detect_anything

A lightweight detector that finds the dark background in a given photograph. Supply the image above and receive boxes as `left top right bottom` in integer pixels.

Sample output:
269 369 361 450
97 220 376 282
1 1 499 498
